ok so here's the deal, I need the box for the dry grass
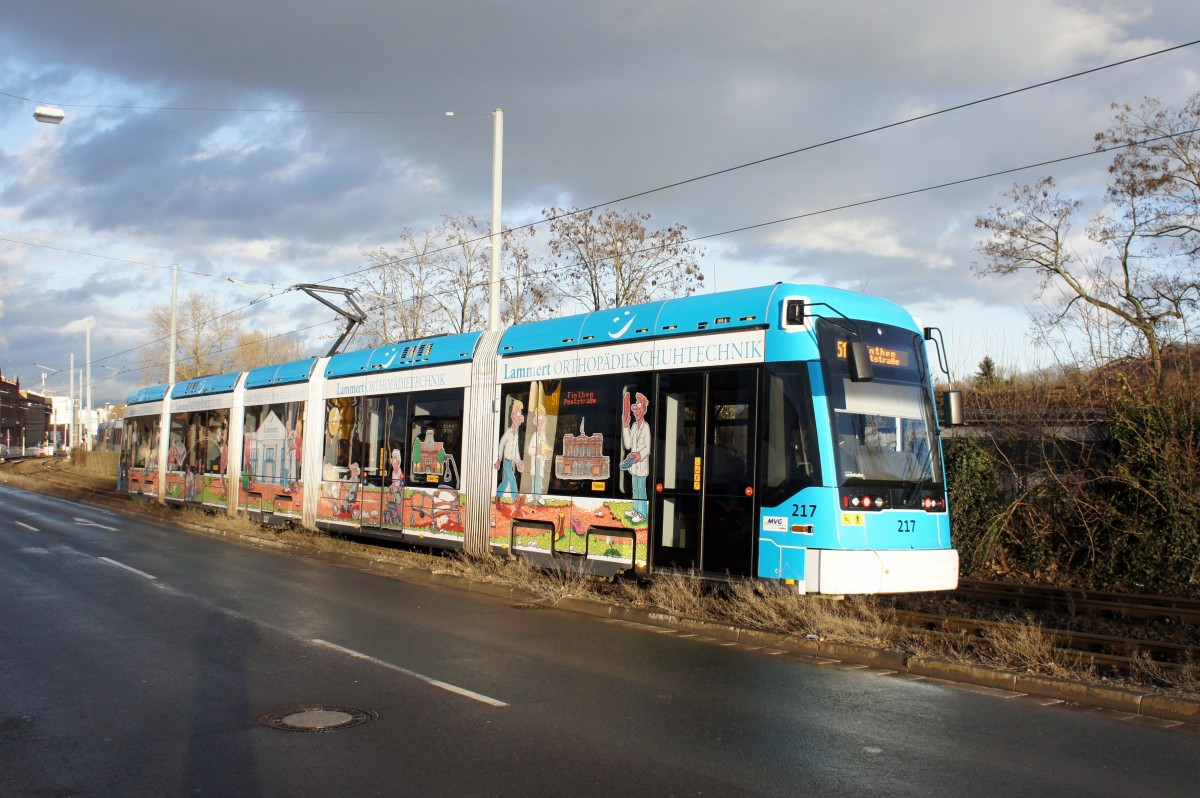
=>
[976,619,1095,679]
[74,450,119,480]
[722,580,900,648]
[1128,653,1200,694]
[441,553,596,604]
[612,568,712,618]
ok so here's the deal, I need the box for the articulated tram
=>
[121,283,961,593]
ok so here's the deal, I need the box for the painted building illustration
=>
[411,426,447,477]
[555,416,610,480]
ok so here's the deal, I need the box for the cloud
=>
[769,217,920,260]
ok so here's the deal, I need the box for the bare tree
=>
[543,207,705,311]
[429,214,488,334]
[232,329,307,371]
[1098,94,1200,264]
[500,225,554,325]
[354,229,444,344]
[974,93,1200,386]
[357,215,557,339]
[140,291,246,383]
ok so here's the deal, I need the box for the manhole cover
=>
[259,705,375,732]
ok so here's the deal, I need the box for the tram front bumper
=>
[805,548,959,594]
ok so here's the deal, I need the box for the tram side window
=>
[496,385,531,497]
[187,414,205,470]
[168,415,186,470]
[762,366,822,506]
[499,375,648,501]
[127,417,159,469]
[206,409,228,474]
[547,375,627,498]
[323,397,357,481]
[355,397,386,478]
[165,410,227,474]
[121,421,135,466]
[706,368,755,494]
[498,380,573,498]
[188,413,207,471]
[409,390,464,489]
[244,402,304,484]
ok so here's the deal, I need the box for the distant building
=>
[0,369,52,453]
[47,395,75,446]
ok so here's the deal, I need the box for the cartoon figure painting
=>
[621,390,650,525]
[529,404,551,505]
[494,399,524,502]
[217,428,228,491]
[168,437,186,471]
[390,447,404,487]
[334,462,362,519]
[292,415,303,487]
[385,448,404,525]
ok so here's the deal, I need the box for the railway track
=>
[893,609,1197,672]
[957,579,1200,626]
[890,579,1200,676]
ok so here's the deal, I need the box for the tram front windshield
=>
[817,319,941,487]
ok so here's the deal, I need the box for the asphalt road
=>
[0,483,1195,797]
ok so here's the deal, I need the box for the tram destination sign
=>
[836,340,910,368]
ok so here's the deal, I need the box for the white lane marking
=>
[311,639,509,708]
[75,517,119,532]
[17,521,39,531]
[98,556,157,580]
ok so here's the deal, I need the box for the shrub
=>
[943,435,1005,575]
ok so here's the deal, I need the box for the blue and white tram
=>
[121,283,961,593]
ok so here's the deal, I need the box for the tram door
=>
[360,395,408,531]
[652,367,759,575]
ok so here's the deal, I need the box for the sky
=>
[2,1,1199,406]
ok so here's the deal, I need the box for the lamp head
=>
[34,105,65,124]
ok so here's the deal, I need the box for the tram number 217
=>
[791,504,816,517]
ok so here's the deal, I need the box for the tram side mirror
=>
[848,340,874,382]
[943,390,965,426]
[785,299,805,326]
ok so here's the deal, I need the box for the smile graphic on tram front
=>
[608,311,635,339]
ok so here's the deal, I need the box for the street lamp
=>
[34,104,65,124]
[447,108,503,331]
[169,263,178,384]
[489,108,503,332]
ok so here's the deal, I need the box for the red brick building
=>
[0,369,52,453]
